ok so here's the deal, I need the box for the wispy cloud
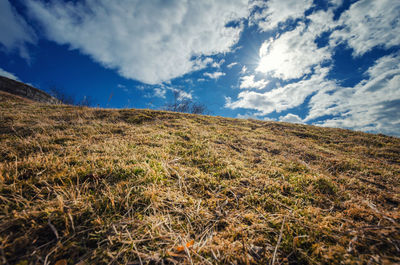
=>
[117,84,130,93]
[227,62,238,68]
[204,71,226,80]
[0,0,36,60]
[331,0,400,56]
[211,59,225,68]
[250,0,313,31]
[226,66,335,115]
[153,87,166,99]
[307,53,400,136]
[0,68,19,81]
[227,1,400,135]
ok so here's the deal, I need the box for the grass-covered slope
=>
[0,91,399,264]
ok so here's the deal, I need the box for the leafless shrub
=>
[165,90,209,114]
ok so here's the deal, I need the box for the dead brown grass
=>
[0,91,399,264]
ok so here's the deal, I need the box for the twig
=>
[365,200,396,224]
[272,216,286,265]
[15,155,18,179]
[191,251,213,265]
[125,228,143,265]
[48,219,59,240]
[210,249,218,262]
[133,243,143,265]
[184,244,194,265]
[43,247,57,265]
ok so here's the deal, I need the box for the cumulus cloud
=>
[204,71,226,80]
[229,51,400,135]
[27,0,249,84]
[227,0,400,136]
[331,0,400,56]
[307,53,400,136]
[256,21,332,80]
[250,0,313,31]
[226,66,335,115]
[153,87,166,99]
[279,113,303,124]
[0,68,20,81]
[173,88,192,100]
[239,75,268,90]
[0,0,36,59]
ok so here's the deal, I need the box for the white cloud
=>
[136,85,147,91]
[226,66,335,115]
[236,112,261,119]
[0,0,36,60]
[212,59,225,68]
[306,9,338,36]
[118,84,130,93]
[227,0,400,136]
[256,22,332,80]
[229,51,400,136]
[145,85,190,100]
[250,0,313,31]
[0,68,20,81]
[27,0,249,85]
[230,51,400,136]
[331,0,400,56]
[240,65,247,74]
[153,87,166,99]
[307,53,400,136]
[204,71,226,80]
[279,113,303,124]
[239,75,268,90]
[227,62,238,68]
[173,88,192,100]
[329,0,343,8]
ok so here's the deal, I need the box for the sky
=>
[1,0,399,137]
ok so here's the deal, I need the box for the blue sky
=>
[1,0,399,136]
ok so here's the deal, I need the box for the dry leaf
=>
[55,260,67,265]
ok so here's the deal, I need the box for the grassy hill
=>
[0,91,399,264]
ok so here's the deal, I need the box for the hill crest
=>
[0,76,60,104]
[0,91,399,264]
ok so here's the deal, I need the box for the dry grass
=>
[0,91,399,264]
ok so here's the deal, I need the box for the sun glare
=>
[256,38,286,75]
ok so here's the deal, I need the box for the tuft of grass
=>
[0,91,399,264]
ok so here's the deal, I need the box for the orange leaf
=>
[175,240,194,252]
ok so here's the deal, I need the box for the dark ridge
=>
[0,76,60,104]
